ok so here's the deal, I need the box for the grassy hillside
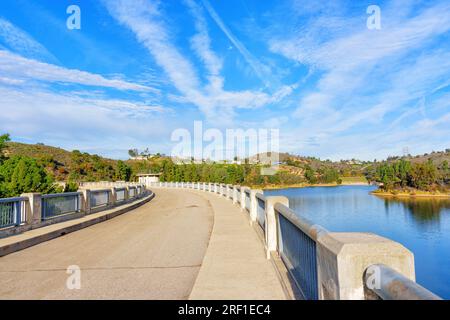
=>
[4,142,168,182]
[5,142,74,165]
[387,150,450,165]
[5,142,114,181]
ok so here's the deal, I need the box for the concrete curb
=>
[0,192,155,257]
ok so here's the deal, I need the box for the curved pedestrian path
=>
[0,188,286,300]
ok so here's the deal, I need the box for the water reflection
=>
[381,197,450,223]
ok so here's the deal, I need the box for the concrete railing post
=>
[265,196,289,259]
[125,186,132,202]
[20,193,42,224]
[240,187,247,210]
[316,233,415,300]
[80,189,91,215]
[110,188,118,207]
[232,186,238,204]
[249,189,263,223]
[111,188,116,206]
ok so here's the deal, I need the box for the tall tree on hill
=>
[0,133,10,163]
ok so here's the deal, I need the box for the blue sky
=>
[0,0,449,160]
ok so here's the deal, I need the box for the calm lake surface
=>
[264,185,450,299]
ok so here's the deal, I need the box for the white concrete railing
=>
[150,181,442,300]
[0,182,149,238]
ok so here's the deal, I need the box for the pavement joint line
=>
[0,264,202,272]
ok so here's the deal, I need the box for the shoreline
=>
[255,184,450,199]
[259,182,370,190]
[371,191,450,199]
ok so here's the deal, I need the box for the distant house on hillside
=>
[129,155,152,161]
[136,173,161,185]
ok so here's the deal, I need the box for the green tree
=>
[116,160,132,181]
[0,156,57,197]
[304,165,317,184]
[128,149,139,158]
[408,160,437,190]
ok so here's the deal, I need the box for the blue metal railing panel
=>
[0,197,27,228]
[42,193,81,220]
[278,213,319,300]
[128,187,137,199]
[116,188,126,202]
[90,190,110,208]
[256,197,265,229]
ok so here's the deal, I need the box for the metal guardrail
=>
[363,264,442,300]
[274,203,328,300]
[1,183,147,236]
[42,192,81,219]
[90,189,110,208]
[0,197,28,228]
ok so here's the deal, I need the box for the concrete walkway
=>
[0,188,287,300]
[189,190,286,300]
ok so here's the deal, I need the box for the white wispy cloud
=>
[0,17,57,63]
[103,0,293,123]
[0,85,173,158]
[185,0,223,78]
[200,0,271,87]
[0,50,157,92]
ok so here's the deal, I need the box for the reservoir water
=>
[264,185,450,299]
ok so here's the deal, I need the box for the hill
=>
[4,142,165,182]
